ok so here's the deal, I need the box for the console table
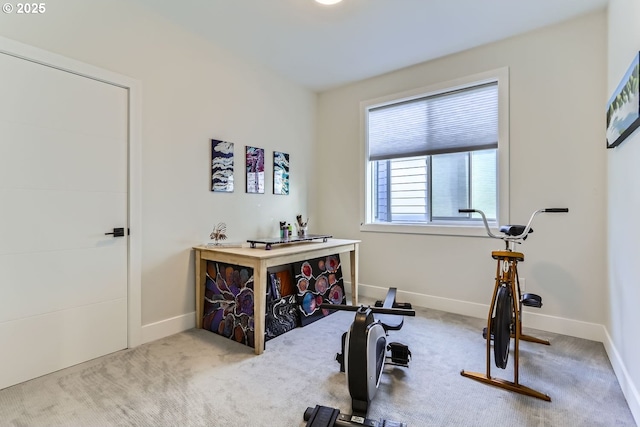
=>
[193,238,360,355]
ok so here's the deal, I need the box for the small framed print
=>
[246,146,265,194]
[273,151,289,195]
[211,139,234,192]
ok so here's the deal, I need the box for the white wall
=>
[315,12,607,337]
[0,0,316,328]
[1,2,637,418]
[607,0,640,423]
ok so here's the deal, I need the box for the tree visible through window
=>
[366,79,500,225]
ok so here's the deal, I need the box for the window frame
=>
[360,67,510,237]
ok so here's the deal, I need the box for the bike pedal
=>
[482,327,494,340]
[482,317,497,340]
[522,293,543,308]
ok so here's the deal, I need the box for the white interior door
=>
[0,51,129,389]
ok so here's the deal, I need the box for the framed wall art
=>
[245,146,265,194]
[211,139,234,192]
[273,151,290,195]
[606,52,640,149]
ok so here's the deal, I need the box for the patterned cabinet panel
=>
[293,254,346,327]
[203,261,255,348]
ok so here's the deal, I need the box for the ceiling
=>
[133,0,608,92]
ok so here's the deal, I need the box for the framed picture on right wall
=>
[606,51,640,149]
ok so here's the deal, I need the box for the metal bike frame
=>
[459,208,563,402]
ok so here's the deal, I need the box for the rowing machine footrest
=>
[387,342,411,365]
[304,405,340,427]
[379,420,408,427]
[374,300,412,310]
[304,406,408,427]
[522,293,542,308]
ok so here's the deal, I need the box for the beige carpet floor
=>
[0,304,636,426]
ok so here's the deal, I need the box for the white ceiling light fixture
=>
[315,0,343,5]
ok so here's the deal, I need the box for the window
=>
[361,68,509,236]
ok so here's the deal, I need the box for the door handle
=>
[105,227,126,237]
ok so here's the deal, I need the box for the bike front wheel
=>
[494,285,513,369]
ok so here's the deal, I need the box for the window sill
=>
[360,222,496,238]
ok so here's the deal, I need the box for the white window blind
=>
[368,82,498,161]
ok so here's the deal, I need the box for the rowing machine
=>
[303,288,414,427]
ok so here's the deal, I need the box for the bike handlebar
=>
[458,207,569,241]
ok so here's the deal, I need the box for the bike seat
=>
[499,225,533,237]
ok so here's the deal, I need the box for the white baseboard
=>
[602,328,640,426]
[356,282,605,341]
[140,312,195,345]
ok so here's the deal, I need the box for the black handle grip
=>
[319,303,416,317]
[543,208,569,213]
[458,209,476,213]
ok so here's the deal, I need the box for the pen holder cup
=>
[296,225,308,237]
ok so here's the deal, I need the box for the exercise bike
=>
[458,207,568,401]
[303,288,415,427]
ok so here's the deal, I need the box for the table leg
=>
[253,260,267,355]
[195,250,206,329]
